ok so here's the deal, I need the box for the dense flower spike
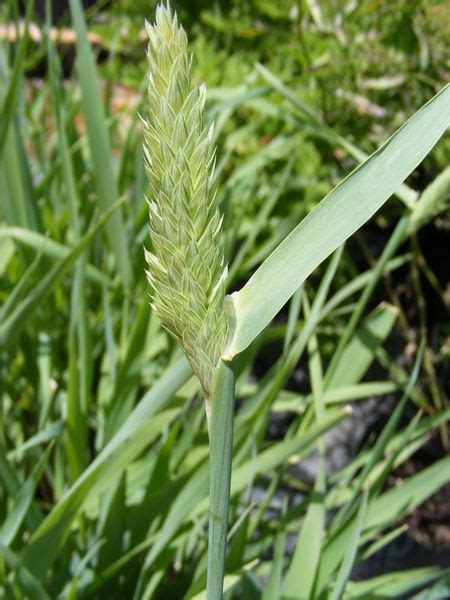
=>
[143,3,228,398]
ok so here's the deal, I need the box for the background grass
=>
[0,1,449,598]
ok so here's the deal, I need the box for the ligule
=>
[143,3,228,398]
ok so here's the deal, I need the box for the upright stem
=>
[206,360,235,600]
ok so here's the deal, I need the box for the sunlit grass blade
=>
[365,455,450,533]
[101,301,151,442]
[68,0,132,287]
[319,254,411,322]
[8,421,63,460]
[66,319,89,480]
[272,381,398,413]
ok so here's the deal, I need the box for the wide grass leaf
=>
[224,85,450,357]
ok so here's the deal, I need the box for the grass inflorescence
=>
[143,4,228,400]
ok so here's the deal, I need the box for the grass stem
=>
[207,360,235,600]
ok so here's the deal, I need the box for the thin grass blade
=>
[68,0,132,286]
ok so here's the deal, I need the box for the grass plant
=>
[0,1,449,599]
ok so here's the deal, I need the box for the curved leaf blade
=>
[224,85,450,357]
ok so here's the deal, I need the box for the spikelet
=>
[143,3,228,399]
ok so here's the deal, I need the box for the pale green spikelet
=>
[143,3,228,399]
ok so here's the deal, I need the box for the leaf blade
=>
[68,0,132,287]
[224,85,450,357]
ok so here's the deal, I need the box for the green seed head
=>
[143,3,228,398]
